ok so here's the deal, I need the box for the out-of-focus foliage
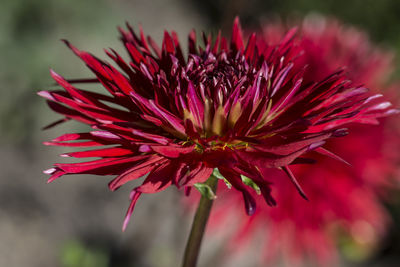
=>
[190,0,400,45]
[61,240,109,267]
[0,0,118,146]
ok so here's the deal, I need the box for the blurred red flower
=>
[40,18,396,232]
[204,16,400,266]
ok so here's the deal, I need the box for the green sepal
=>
[241,175,261,195]
[212,168,232,189]
[194,183,217,200]
[212,168,224,179]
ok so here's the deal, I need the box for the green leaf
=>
[241,175,261,195]
[194,183,217,200]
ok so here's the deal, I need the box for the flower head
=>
[40,17,397,231]
[203,16,400,266]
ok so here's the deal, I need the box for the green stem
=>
[182,175,218,267]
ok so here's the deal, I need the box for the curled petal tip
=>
[308,141,326,151]
[139,145,151,153]
[386,108,400,115]
[43,141,53,146]
[242,193,256,216]
[49,68,57,75]
[246,205,256,216]
[37,90,51,98]
[332,128,349,137]
[43,168,56,174]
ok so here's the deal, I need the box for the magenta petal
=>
[236,146,309,168]
[42,118,70,130]
[282,166,308,200]
[136,162,175,193]
[131,129,170,145]
[45,101,96,125]
[44,140,103,147]
[231,17,244,51]
[148,100,186,136]
[315,147,351,166]
[178,163,212,187]
[151,144,194,158]
[122,190,142,231]
[46,168,65,183]
[187,81,204,127]
[50,70,97,105]
[219,167,257,216]
[258,183,277,206]
[55,156,148,174]
[255,132,332,155]
[52,132,92,142]
[62,147,134,158]
[108,155,164,190]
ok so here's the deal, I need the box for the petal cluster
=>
[203,16,400,266]
[40,18,396,230]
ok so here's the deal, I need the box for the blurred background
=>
[1,0,400,266]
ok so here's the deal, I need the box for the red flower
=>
[203,17,400,266]
[40,18,396,231]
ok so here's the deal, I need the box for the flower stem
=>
[182,175,218,267]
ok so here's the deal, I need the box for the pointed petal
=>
[108,155,164,190]
[282,166,308,200]
[315,147,351,166]
[219,167,257,215]
[122,190,142,231]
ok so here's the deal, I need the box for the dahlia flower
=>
[203,17,400,266]
[40,18,396,232]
